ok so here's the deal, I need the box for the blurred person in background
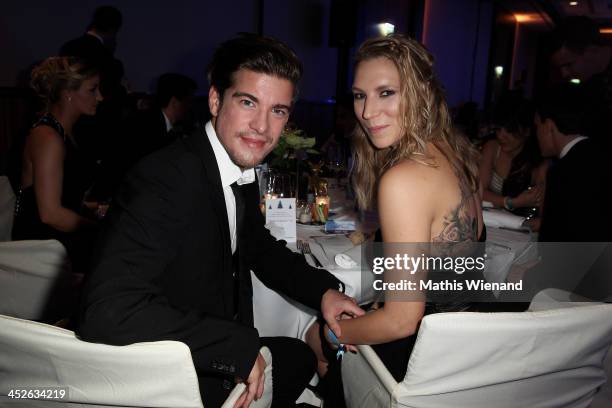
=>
[550,16,612,150]
[60,5,128,203]
[535,83,611,242]
[478,92,548,231]
[12,57,103,273]
[60,5,125,102]
[124,73,197,163]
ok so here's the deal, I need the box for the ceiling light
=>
[569,1,578,6]
[494,66,504,78]
[514,14,535,23]
[570,78,581,84]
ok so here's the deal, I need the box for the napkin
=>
[311,235,359,268]
[482,208,526,230]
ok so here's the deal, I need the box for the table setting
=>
[481,202,539,289]
[252,174,378,339]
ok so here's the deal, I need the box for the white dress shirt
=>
[205,121,255,254]
[86,30,104,44]
[162,110,173,132]
[559,135,588,159]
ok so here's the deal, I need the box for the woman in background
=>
[306,34,487,405]
[13,56,103,272]
[479,93,548,230]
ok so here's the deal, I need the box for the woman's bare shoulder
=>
[27,126,65,157]
[380,159,440,196]
[29,125,64,145]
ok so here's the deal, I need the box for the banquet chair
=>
[0,175,15,241]
[0,314,274,407]
[341,289,612,408]
[0,239,74,321]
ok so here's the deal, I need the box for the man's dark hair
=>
[88,6,123,33]
[536,83,593,135]
[550,16,604,54]
[207,33,303,102]
[155,73,197,108]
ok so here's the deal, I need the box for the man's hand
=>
[234,353,266,408]
[321,289,365,337]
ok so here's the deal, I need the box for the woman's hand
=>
[514,185,543,208]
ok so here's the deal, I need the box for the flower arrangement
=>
[267,124,319,199]
[270,125,318,171]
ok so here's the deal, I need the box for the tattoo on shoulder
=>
[433,190,478,243]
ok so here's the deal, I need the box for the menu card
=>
[265,198,296,243]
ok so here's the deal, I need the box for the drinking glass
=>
[274,173,293,198]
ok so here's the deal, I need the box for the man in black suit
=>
[550,16,612,150]
[77,34,363,407]
[125,73,197,163]
[530,84,612,301]
[60,6,126,201]
[535,84,611,242]
[60,5,124,101]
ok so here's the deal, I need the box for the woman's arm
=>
[30,127,95,232]
[480,140,542,209]
[479,140,506,207]
[328,162,431,345]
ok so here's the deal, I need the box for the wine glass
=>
[274,173,293,198]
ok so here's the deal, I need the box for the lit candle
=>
[315,195,330,207]
[314,196,330,222]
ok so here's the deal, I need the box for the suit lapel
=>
[183,124,234,309]
[185,123,231,244]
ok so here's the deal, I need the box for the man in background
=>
[123,73,197,165]
[532,83,611,301]
[60,6,127,201]
[550,16,612,149]
[60,5,124,101]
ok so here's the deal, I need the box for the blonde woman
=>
[13,56,102,271]
[306,35,486,404]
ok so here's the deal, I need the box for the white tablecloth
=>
[253,223,375,339]
[253,205,538,339]
[484,226,538,286]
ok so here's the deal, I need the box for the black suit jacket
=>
[539,138,612,242]
[77,123,342,398]
[534,139,612,301]
[125,109,177,163]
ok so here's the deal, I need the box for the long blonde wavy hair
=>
[351,35,479,210]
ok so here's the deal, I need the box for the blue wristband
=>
[327,327,346,360]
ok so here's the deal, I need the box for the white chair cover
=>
[0,239,72,320]
[0,176,15,242]
[342,290,612,408]
[0,314,274,408]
